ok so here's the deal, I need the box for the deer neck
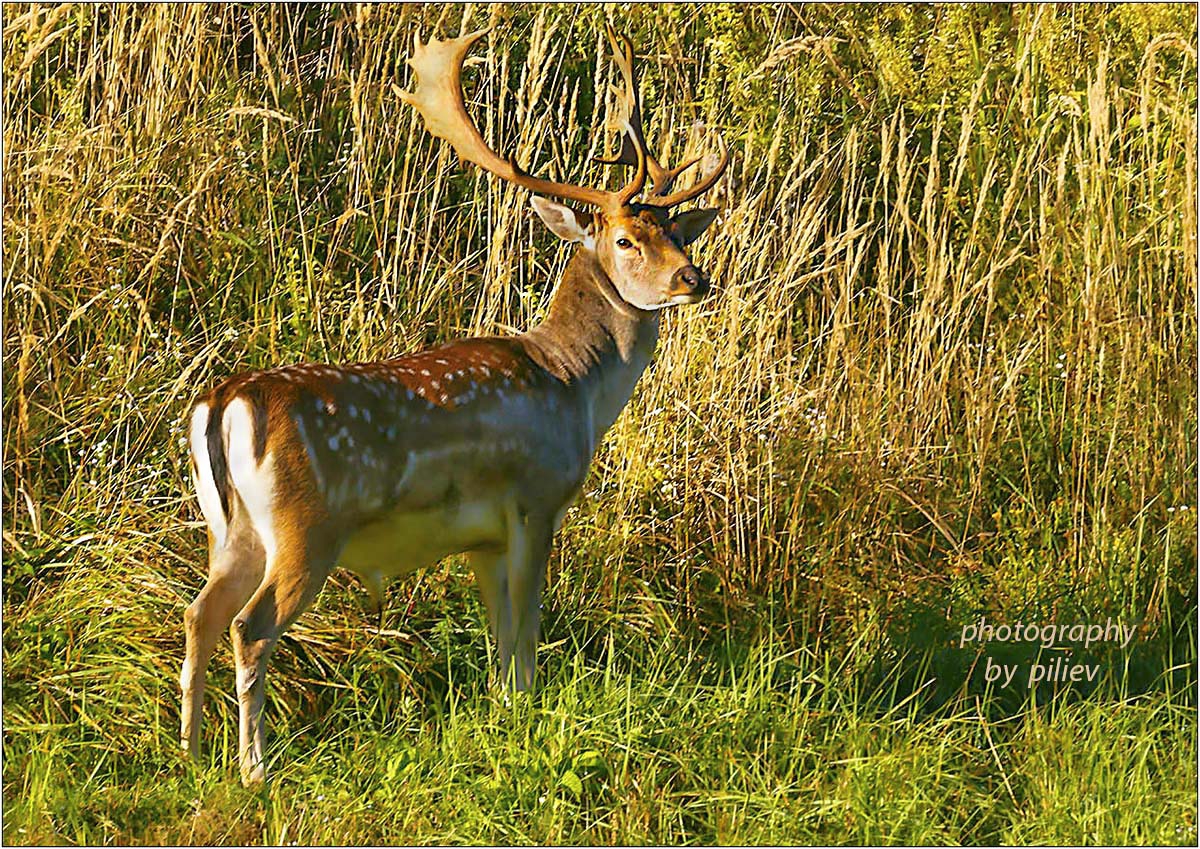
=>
[521,250,660,444]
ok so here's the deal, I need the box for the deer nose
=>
[670,266,709,299]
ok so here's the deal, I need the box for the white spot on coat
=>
[293,413,325,496]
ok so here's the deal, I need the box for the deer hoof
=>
[240,762,267,788]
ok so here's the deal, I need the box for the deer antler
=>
[598,24,730,209]
[400,28,646,212]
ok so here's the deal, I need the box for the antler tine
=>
[650,141,731,208]
[597,24,667,196]
[400,28,616,210]
[613,112,648,207]
[597,24,728,208]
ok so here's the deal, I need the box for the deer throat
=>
[522,251,660,446]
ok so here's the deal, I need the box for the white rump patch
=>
[189,403,228,548]
[224,398,277,568]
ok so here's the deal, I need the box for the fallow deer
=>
[181,24,728,785]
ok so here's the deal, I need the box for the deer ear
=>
[670,208,720,246]
[531,196,593,244]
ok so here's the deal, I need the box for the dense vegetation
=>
[3,4,1195,844]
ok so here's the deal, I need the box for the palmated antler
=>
[597,24,730,209]
[400,29,646,212]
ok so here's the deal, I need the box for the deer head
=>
[398,24,728,311]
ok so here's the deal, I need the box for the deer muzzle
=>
[668,265,710,303]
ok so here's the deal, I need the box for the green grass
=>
[3,3,1197,844]
[4,582,1194,844]
[3,523,1194,843]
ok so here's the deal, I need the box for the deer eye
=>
[616,237,634,250]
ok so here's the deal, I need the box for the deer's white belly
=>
[336,497,506,583]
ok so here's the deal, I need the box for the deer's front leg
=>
[469,548,515,685]
[230,532,336,786]
[505,507,553,692]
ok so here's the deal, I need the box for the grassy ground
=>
[3,4,1197,844]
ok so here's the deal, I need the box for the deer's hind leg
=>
[180,517,265,758]
[229,515,339,786]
